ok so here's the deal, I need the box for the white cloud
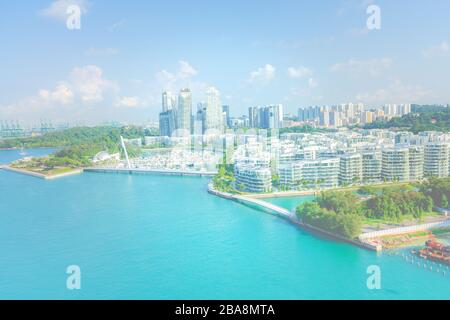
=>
[70,65,117,102]
[39,0,90,21]
[355,80,433,104]
[0,65,120,124]
[115,96,140,108]
[146,60,210,109]
[156,70,177,85]
[287,66,313,78]
[178,60,198,78]
[422,41,450,58]
[247,64,276,84]
[331,58,392,77]
[155,60,199,90]
[39,84,74,104]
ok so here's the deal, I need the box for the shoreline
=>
[207,184,450,252]
[0,146,60,151]
[2,151,448,252]
[207,184,382,251]
[0,165,83,180]
[245,181,413,199]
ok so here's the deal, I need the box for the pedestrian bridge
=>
[233,195,297,221]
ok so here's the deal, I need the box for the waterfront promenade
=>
[233,194,296,220]
[207,184,450,252]
[0,164,216,179]
[207,183,383,251]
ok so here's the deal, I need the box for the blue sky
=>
[1,0,450,125]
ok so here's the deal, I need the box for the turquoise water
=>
[0,149,449,299]
[0,148,56,164]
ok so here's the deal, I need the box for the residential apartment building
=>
[362,151,381,183]
[339,153,363,185]
[424,142,449,178]
[381,146,410,181]
[408,145,424,181]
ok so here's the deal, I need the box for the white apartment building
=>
[279,158,340,190]
[382,146,410,182]
[279,161,302,189]
[177,88,192,133]
[424,142,449,178]
[408,145,424,181]
[362,151,381,183]
[204,86,223,133]
[235,165,272,193]
[339,153,363,185]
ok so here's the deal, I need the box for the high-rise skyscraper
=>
[249,106,259,128]
[159,91,177,136]
[267,104,283,129]
[159,109,177,137]
[222,105,231,128]
[204,86,223,133]
[248,105,283,129]
[162,91,176,112]
[177,88,192,133]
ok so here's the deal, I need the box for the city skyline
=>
[1,1,450,303]
[1,0,450,125]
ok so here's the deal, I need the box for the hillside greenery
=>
[363,106,450,133]
[3,126,147,168]
[280,125,335,134]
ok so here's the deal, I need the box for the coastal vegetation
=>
[212,163,237,193]
[296,192,363,239]
[4,126,145,171]
[296,178,450,239]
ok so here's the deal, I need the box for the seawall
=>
[84,167,216,177]
[0,165,82,180]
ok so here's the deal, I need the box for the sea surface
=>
[0,148,449,299]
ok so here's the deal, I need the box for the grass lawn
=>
[18,166,80,176]
[43,167,80,175]
[362,211,441,227]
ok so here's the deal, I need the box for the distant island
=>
[0,126,148,177]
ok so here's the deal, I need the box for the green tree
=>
[440,194,448,208]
